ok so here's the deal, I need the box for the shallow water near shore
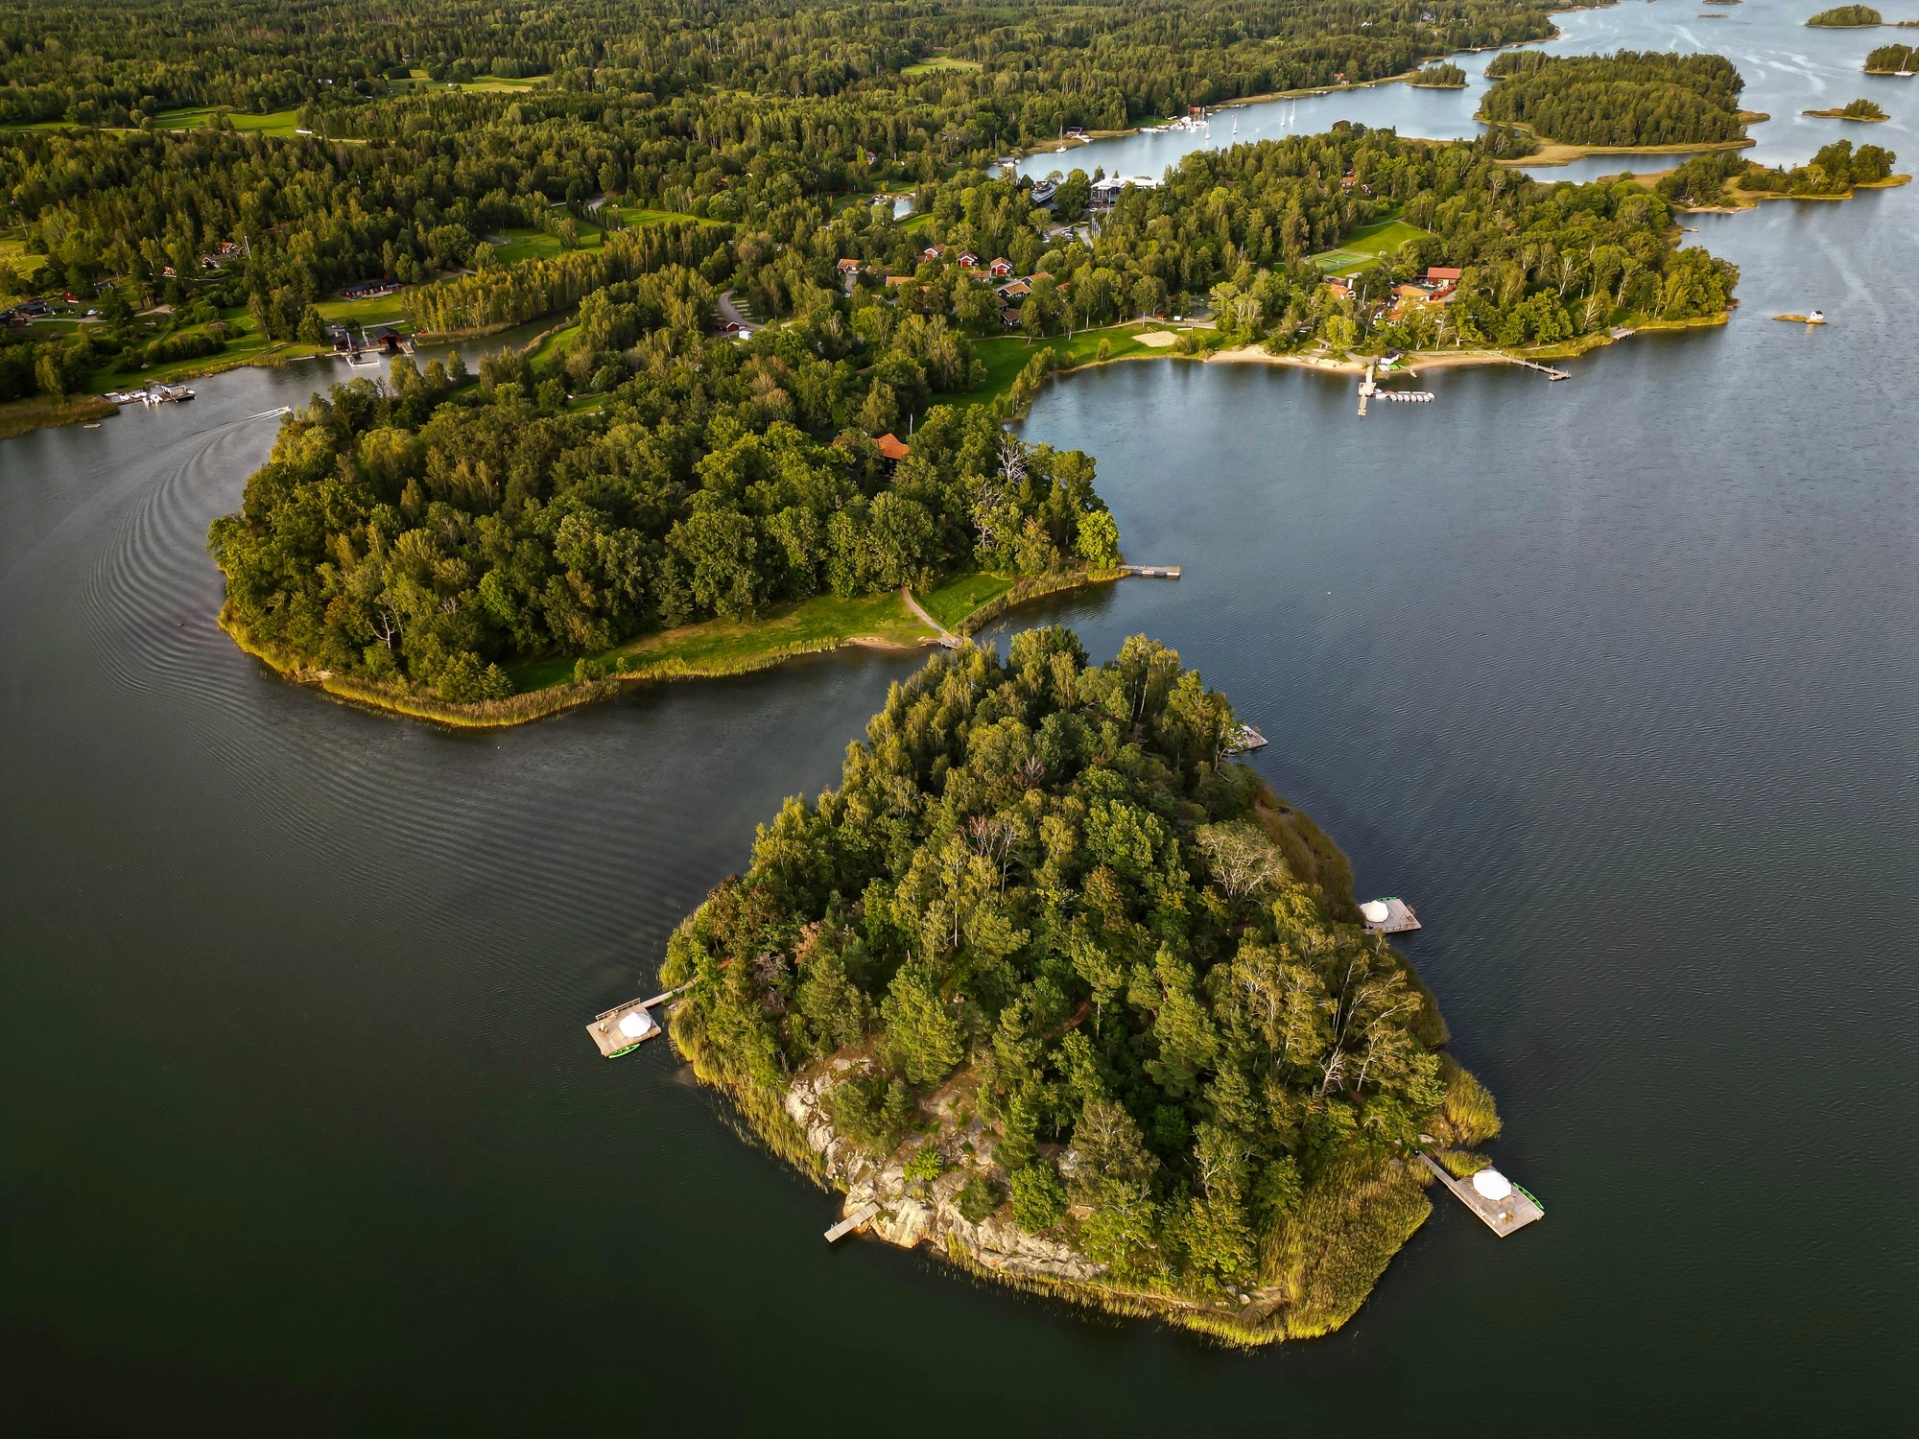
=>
[5,5,1918,1433]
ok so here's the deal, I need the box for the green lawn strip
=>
[952,324,1158,409]
[902,56,983,76]
[314,293,411,326]
[610,207,727,228]
[152,106,302,136]
[525,322,580,370]
[85,327,323,392]
[0,236,47,277]
[918,571,1015,630]
[504,589,937,691]
[1311,217,1431,274]
[490,222,606,264]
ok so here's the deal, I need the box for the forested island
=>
[1479,50,1752,148]
[1864,43,1919,72]
[1408,63,1469,88]
[1806,6,1883,25]
[1803,98,1890,120]
[662,630,1502,1342]
[1655,138,1900,205]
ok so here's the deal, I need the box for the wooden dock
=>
[825,1202,881,1243]
[1121,564,1181,578]
[1419,1153,1544,1237]
[584,982,692,1058]
[1360,896,1421,934]
[1504,355,1571,381]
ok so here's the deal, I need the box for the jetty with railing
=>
[1121,564,1182,578]
[1418,1153,1544,1236]
[584,981,693,1058]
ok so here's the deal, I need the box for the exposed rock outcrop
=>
[786,1064,1106,1284]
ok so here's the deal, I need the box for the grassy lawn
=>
[524,322,580,370]
[152,106,302,136]
[918,572,1014,630]
[314,293,411,325]
[953,324,1161,408]
[0,235,47,278]
[506,590,936,690]
[84,314,323,392]
[1311,217,1431,275]
[610,207,727,228]
[902,56,983,76]
[491,223,606,264]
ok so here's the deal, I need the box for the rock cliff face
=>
[785,1060,1106,1284]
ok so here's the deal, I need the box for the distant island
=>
[661,631,1504,1343]
[1479,49,1753,148]
[1407,62,1468,87]
[1803,97,1890,119]
[1654,137,1903,206]
[1807,5,1882,24]
[1864,42,1919,71]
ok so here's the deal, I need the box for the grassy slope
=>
[902,56,983,76]
[919,572,1014,629]
[953,325,1159,409]
[505,588,938,690]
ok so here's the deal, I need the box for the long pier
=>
[1504,355,1571,380]
[1120,564,1181,578]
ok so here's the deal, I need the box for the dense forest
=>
[993,129,1737,352]
[211,329,1117,698]
[1479,50,1749,147]
[662,629,1499,1336]
[1,0,1564,129]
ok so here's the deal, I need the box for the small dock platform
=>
[1419,1154,1544,1237]
[1223,723,1268,754]
[825,1202,881,1243]
[584,982,691,1058]
[1360,896,1420,934]
[1121,564,1182,578]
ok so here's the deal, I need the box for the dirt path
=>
[900,587,959,646]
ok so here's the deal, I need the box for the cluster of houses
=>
[1324,266,1462,323]
[842,247,1068,329]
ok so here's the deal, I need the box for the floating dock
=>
[584,981,692,1058]
[824,1202,881,1243]
[1359,896,1420,934]
[1375,389,1433,402]
[1121,564,1182,578]
[1418,1153,1544,1237]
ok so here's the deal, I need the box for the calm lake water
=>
[5,5,1917,1432]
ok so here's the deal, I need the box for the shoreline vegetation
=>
[661,633,1499,1345]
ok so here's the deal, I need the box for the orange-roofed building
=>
[875,433,912,462]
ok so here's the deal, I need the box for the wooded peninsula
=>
[663,630,1501,1342]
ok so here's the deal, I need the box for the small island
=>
[1479,49,1754,150]
[1864,42,1919,71]
[1407,62,1467,88]
[662,631,1505,1343]
[1807,4,1883,24]
[1655,137,1903,205]
[1803,97,1890,119]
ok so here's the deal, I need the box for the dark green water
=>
[5,12,1917,1434]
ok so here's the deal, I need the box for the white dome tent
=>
[1471,1167,1514,1201]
